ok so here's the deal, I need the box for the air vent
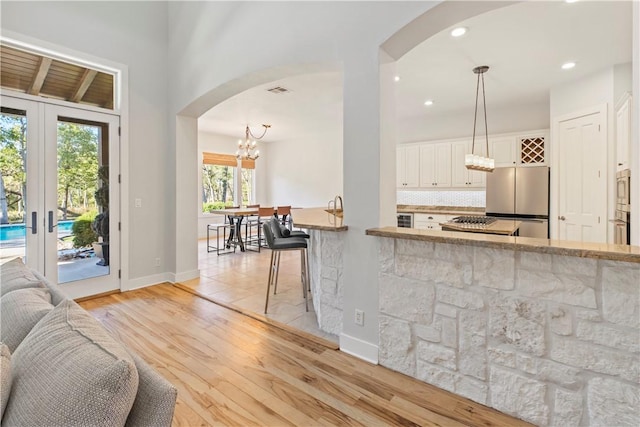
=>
[267,86,289,94]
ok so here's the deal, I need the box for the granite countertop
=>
[397,205,485,215]
[291,207,347,231]
[365,226,640,264]
[440,220,521,236]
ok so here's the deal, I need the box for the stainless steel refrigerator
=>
[485,166,550,238]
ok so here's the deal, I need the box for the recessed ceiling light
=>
[394,76,400,82]
[450,27,467,37]
[565,0,579,3]
[424,100,434,106]
[561,62,576,70]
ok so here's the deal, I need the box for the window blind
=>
[202,152,255,169]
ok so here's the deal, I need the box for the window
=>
[201,152,255,212]
[201,164,235,212]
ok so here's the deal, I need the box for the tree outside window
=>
[202,164,235,212]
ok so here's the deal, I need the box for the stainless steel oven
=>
[613,211,630,245]
[616,169,631,212]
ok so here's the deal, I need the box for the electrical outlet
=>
[355,309,364,326]
[135,198,142,208]
[155,258,161,267]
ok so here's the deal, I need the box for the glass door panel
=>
[55,118,109,283]
[44,104,120,298]
[0,98,41,270]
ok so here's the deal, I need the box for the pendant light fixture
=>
[236,124,270,161]
[465,65,495,172]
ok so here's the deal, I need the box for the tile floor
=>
[180,238,339,344]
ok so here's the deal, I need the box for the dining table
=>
[215,207,261,252]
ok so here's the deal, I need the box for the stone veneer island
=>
[291,208,346,336]
[367,227,640,426]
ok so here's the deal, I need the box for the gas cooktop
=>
[450,216,497,226]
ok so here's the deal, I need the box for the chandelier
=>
[465,65,495,172]
[236,124,270,161]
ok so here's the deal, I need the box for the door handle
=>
[558,215,566,221]
[48,211,58,233]
[20,212,38,234]
[23,211,38,234]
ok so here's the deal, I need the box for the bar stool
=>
[206,222,235,255]
[262,218,309,313]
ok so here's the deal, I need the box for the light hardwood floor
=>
[80,284,532,427]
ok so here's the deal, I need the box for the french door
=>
[0,95,120,299]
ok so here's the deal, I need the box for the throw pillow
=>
[0,258,44,297]
[3,300,139,427]
[279,224,291,237]
[0,342,11,419]
[0,288,53,352]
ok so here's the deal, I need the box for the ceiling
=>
[0,45,114,109]
[200,1,632,144]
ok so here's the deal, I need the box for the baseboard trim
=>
[123,273,173,291]
[339,333,379,364]
[173,269,200,283]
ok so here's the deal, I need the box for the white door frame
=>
[2,95,121,298]
[550,103,608,241]
[1,29,131,290]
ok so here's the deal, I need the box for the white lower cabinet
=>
[413,213,452,231]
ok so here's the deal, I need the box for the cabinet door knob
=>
[558,215,566,221]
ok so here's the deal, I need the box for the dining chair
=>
[276,205,292,228]
[245,206,276,251]
[262,218,309,313]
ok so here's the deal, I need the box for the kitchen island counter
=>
[291,207,347,231]
[366,226,640,263]
[367,226,639,425]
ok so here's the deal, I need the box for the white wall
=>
[614,62,633,102]
[263,129,343,208]
[0,1,170,286]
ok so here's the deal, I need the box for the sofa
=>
[0,257,177,426]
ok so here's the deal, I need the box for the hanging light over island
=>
[465,65,495,172]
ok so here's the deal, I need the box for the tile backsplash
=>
[397,190,486,207]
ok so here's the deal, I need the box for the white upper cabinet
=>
[397,145,420,188]
[490,136,518,167]
[451,140,486,188]
[489,132,548,167]
[396,129,549,190]
[615,93,632,171]
[420,143,451,188]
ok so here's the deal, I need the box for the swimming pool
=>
[0,220,74,241]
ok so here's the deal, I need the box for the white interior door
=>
[1,96,120,299]
[557,109,607,242]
